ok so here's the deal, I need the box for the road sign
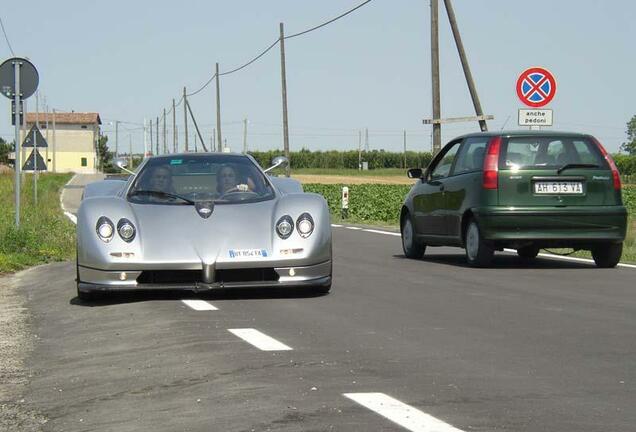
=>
[0,57,39,99]
[518,109,553,126]
[23,149,47,171]
[22,125,48,147]
[516,67,557,108]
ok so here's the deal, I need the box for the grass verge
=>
[0,173,75,273]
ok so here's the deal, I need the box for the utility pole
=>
[149,118,154,155]
[431,0,442,154]
[213,128,216,152]
[358,129,362,170]
[279,23,290,177]
[365,127,369,151]
[183,87,189,152]
[128,134,132,167]
[115,120,119,157]
[163,108,167,154]
[215,63,222,152]
[52,109,56,173]
[243,118,248,153]
[210,136,214,153]
[156,115,159,155]
[443,0,487,131]
[403,129,407,168]
[172,98,177,153]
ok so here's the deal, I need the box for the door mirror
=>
[114,157,135,175]
[407,168,423,179]
[264,156,289,173]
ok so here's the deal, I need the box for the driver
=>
[146,165,174,193]
[217,164,254,195]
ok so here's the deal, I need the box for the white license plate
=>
[534,181,583,194]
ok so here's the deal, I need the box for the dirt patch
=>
[293,174,414,185]
[0,164,14,175]
[0,268,47,431]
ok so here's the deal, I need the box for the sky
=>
[1,0,635,155]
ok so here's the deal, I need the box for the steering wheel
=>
[219,187,259,201]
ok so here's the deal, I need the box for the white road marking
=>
[181,300,218,311]
[331,224,343,227]
[344,393,465,432]
[60,174,79,225]
[345,226,363,230]
[503,248,636,269]
[228,328,292,351]
[362,228,401,237]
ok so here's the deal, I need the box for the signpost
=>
[0,57,40,227]
[516,67,556,128]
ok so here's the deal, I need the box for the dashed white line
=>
[345,226,363,230]
[60,174,78,225]
[228,328,292,351]
[362,228,400,237]
[344,393,465,432]
[331,224,343,227]
[181,299,218,311]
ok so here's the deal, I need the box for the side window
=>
[81,157,87,167]
[430,142,461,180]
[452,137,488,175]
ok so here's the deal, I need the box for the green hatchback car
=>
[400,131,627,267]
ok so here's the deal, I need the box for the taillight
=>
[592,137,621,190]
[482,136,502,189]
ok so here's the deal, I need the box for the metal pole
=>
[403,129,407,168]
[34,91,39,204]
[212,128,216,152]
[13,60,21,227]
[215,63,222,152]
[44,98,49,171]
[156,115,159,155]
[358,129,362,170]
[163,108,167,154]
[279,23,290,177]
[52,109,56,173]
[431,0,442,154]
[243,118,248,153]
[172,98,177,153]
[443,0,487,131]
[183,87,189,152]
[115,120,119,157]
[129,134,132,167]
[365,127,369,151]
[149,118,154,155]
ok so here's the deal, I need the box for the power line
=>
[0,15,15,56]
[285,0,373,40]
[186,73,217,97]
[219,39,280,77]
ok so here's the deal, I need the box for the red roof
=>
[26,112,101,125]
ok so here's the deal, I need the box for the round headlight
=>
[96,217,114,242]
[296,213,314,238]
[276,215,294,239]
[117,218,136,242]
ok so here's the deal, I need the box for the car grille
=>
[136,268,279,285]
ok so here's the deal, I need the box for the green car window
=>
[430,142,461,179]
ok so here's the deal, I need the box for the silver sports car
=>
[76,153,332,300]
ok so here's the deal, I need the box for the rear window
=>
[500,136,608,170]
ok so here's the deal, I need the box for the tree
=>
[97,134,115,172]
[0,138,15,165]
[620,115,636,155]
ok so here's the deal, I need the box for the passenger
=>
[217,164,255,195]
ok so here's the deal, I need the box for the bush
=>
[249,150,432,170]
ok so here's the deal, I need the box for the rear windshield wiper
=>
[557,163,599,174]
[128,190,195,204]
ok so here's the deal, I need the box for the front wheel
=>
[401,214,425,259]
[465,219,494,267]
[591,242,623,268]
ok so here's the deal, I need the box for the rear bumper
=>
[78,260,332,293]
[473,206,627,244]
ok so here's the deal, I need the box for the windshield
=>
[127,154,274,205]
[500,136,608,170]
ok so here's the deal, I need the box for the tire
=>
[464,219,494,267]
[401,213,425,259]
[517,245,540,260]
[591,242,623,268]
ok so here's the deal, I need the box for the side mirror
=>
[264,156,289,173]
[407,168,423,179]
[115,157,135,175]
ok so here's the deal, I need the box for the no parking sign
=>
[516,67,557,108]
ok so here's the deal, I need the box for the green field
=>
[0,173,76,273]
[292,168,407,177]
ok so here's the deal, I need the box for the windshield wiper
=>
[128,190,195,204]
[557,163,599,174]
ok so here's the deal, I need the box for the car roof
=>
[451,130,594,141]
[149,152,249,160]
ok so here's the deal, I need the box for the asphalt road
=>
[7,177,636,431]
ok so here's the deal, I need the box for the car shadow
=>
[70,286,328,307]
[392,252,596,269]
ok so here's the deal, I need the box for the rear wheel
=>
[401,213,425,259]
[465,219,494,267]
[517,245,540,260]
[591,242,623,268]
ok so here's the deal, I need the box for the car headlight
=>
[117,218,136,242]
[96,216,114,242]
[296,213,314,238]
[276,215,294,239]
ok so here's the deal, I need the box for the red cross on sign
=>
[516,67,557,108]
